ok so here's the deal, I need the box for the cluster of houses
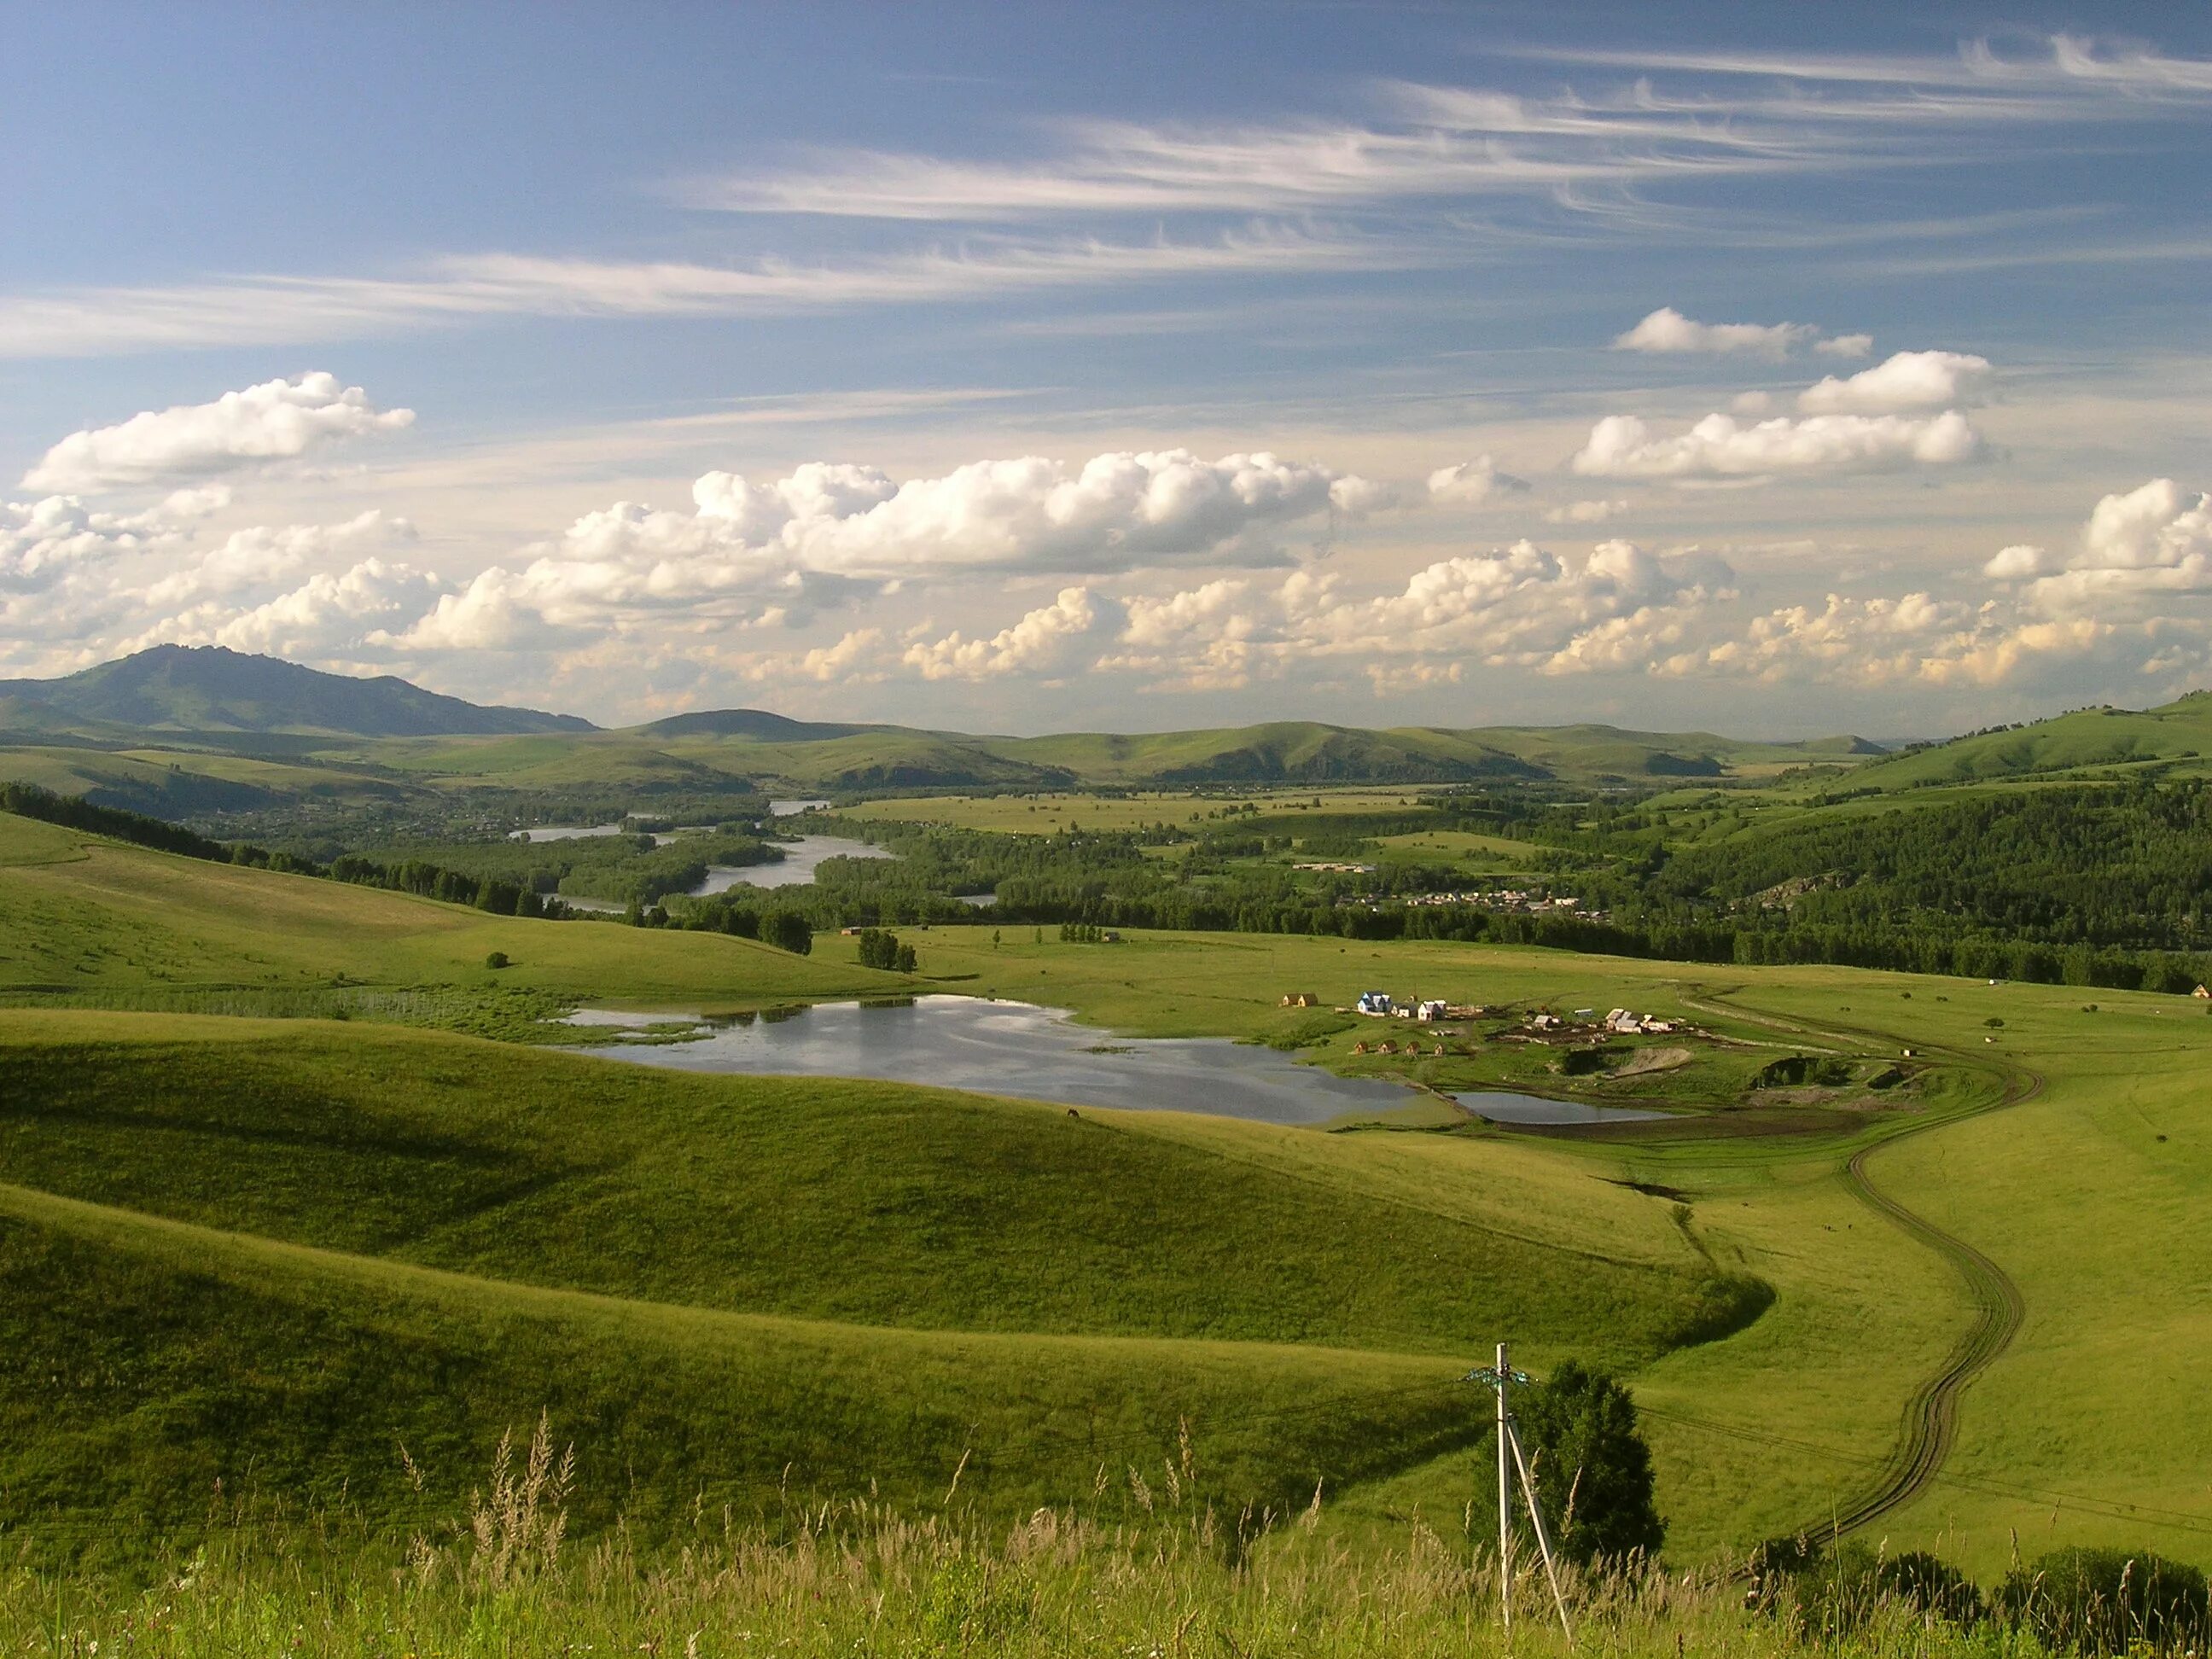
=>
[1351,991,1480,1022]
[1516,1006,1682,1039]
[1327,888,1613,923]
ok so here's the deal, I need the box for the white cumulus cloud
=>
[1797,349,1991,415]
[1573,410,1982,480]
[904,586,1122,680]
[1427,456,1528,505]
[1613,308,1817,358]
[140,512,410,611]
[135,557,445,661]
[0,496,182,591]
[1545,498,1629,525]
[24,373,415,493]
[1983,544,2046,579]
[2021,478,2212,614]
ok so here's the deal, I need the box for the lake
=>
[550,833,896,910]
[768,799,830,817]
[1454,1091,1670,1126]
[515,823,636,843]
[580,995,1418,1126]
[701,835,893,891]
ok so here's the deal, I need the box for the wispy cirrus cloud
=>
[0,226,1383,359]
[675,37,2212,229]
[1509,34,2212,98]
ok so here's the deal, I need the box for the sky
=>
[4,2,2212,737]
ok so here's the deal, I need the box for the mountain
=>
[0,646,595,738]
[635,708,901,742]
[630,717,1878,791]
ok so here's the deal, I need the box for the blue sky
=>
[4,3,2211,735]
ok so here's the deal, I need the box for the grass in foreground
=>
[0,1474,2042,1659]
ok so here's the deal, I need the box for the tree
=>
[1501,1362,1663,1566]
[854,927,917,973]
[766,912,812,955]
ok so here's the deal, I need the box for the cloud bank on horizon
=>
[3,10,2210,733]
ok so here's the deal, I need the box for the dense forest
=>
[701,784,2212,994]
[18,765,2212,994]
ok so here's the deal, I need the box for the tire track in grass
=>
[1679,986,2036,1539]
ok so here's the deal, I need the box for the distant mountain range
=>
[0,646,595,738]
[0,644,1909,795]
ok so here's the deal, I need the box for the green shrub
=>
[1476,1361,1662,1566]
[1758,1541,1981,1634]
[1998,1547,2208,1653]
[485,952,510,970]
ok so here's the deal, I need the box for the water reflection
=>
[701,835,893,892]
[585,995,1417,1126]
[1454,1091,1668,1126]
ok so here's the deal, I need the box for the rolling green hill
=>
[1819,693,2212,793]
[341,718,1874,797]
[0,646,1898,807]
[0,808,899,1007]
[0,1008,1748,1555]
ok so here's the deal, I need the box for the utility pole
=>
[1469,1345,1574,1642]
[1496,1342,1514,1629]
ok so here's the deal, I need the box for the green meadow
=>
[0,804,2209,1592]
[0,810,902,1009]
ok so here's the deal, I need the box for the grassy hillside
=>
[701,719,1861,791]
[317,718,1878,796]
[0,1010,1754,1556]
[0,810,899,1008]
[0,1014,1741,1357]
[10,800,2212,1572]
[1828,693,2212,791]
[0,1179,1475,1563]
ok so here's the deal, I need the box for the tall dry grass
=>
[0,1418,2049,1659]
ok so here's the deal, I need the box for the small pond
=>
[768,798,830,817]
[581,995,1417,1126]
[1454,1091,1670,1126]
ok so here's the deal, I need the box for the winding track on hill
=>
[1682,987,2037,1537]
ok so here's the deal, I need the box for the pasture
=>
[837,787,1439,835]
[3,808,2211,1574]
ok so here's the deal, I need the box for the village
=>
[1326,887,1615,923]
[1280,989,1696,1059]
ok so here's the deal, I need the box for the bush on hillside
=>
[765,912,813,955]
[1762,1541,1982,1634]
[1998,1547,2209,1653]
[1476,1361,1662,1567]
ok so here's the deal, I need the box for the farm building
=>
[1356,991,1394,1016]
[1280,992,1321,1007]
